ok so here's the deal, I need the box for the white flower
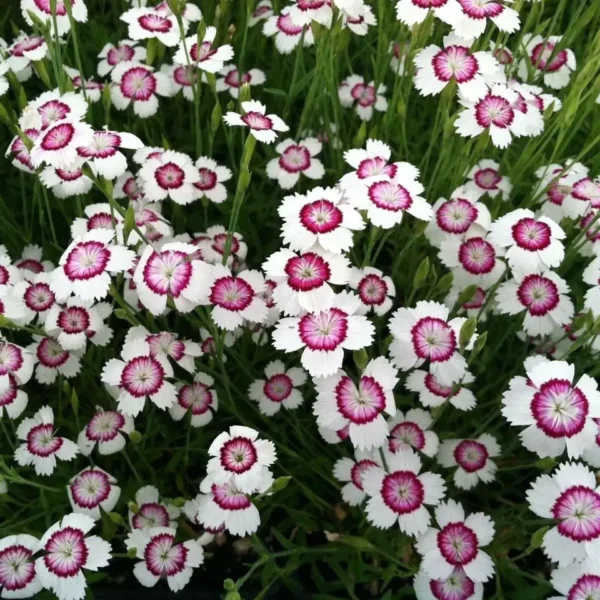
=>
[63,67,104,102]
[250,0,273,26]
[97,39,147,77]
[68,467,121,520]
[224,100,288,144]
[406,369,477,411]
[338,75,387,121]
[28,336,82,384]
[414,35,501,102]
[288,0,333,27]
[394,0,462,27]
[342,2,377,35]
[263,7,315,54]
[77,129,143,180]
[313,357,398,449]
[19,89,88,131]
[273,291,375,378]
[125,527,203,592]
[50,229,136,302]
[389,300,475,386]
[248,360,306,416]
[416,500,495,582]
[77,407,134,456]
[30,119,94,169]
[39,161,94,199]
[0,371,29,420]
[443,0,520,39]
[0,533,43,598]
[129,485,180,530]
[348,267,395,316]
[455,84,530,149]
[193,157,232,204]
[387,409,439,457]
[340,139,406,187]
[465,159,512,201]
[266,138,324,189]
[437,434,500,490]
[216,66,266,98]
[496,270,574,337]
[36,514,111,600]
[174,28,234,73]
[363,449,446,536]
[278,186,365,254]
[22,0,88,37]
[101,337,177,417]
[170,372,218,426]
[584,256,600,317]
[413,568,483,600]
[138,150,199,204]
[202,426,276,494]
[519,35,576,90]
[550,558,600,600]
[263,247,350,316]
[333,449,383,506]
[70,202,124,242]
[15,406,78,476]
[4,34,48,74]
[120,7,179,46]
[110,62,172,118]
[502,356,600,458]
[15,245,54,281]
[489,208,565,276]
[6,127,39,173]
[527,462,600,566]
[0,340,34,391]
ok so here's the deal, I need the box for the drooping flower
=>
[15,406,78,476]
[97,39,147,77]
[389,300,476,386]
[77,407,134,456]
[387,409,439,458]
[363,449,446,536]
[279,186,365,254]
[416,500,495,582]
[502,356,600,458]
[313,357,398,449]
[129,485,180,530]
[174,28,234,72]
[0,373,29,421]
[36,514,111,600]
[193,157,232,204]
[0,534,42,598]
[170,373,218,426]
[68,467,121,520]
[273,291,375,378]
[465,159,512,201]
[406,369,477,411]
[527,462,600,566]
[519,34,576,90]
[125,527,203,592]
[6,128,39,173]
[223,100,288,144]
[338,75,387,121]
[0,339,34,391]
[266,138,325,189]
[333,449,383,506]
[202,426,276,494]
[101,337,177,416]
[216,67,266,98]
[437,434,500,490]
[248,360,306,416]
[342,2,377,35]
[250,0,273,25]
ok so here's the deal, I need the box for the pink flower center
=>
[511,217,551,250]
[211,233,240,257]
[475,95,514,129]
[277,13,303,35]
[24,282,55,312]
[38,100,70,128]
[457,0,504,19]
[299,199,343,234]
[285,252,331,291]
[411,0,448,6]
[494,48,513,65]
[211,482,252,510]
[27,423,63,457]
[458,237,496,275]
[120,356,165,397]
[573,178,600,207]
[0,343,23,375]
[138,13,172,33]
[429,568,476,600]
[388,422,426,452]
[517,274,559,316]
[531,378,589,438]
[241,112,273,131]
[474,168,501,190]
[154,162,185,189]
[553,486,600,542]
[64,241,111,281]
[299,307,348,351]
[178,381,214,414]
[44,527,88,577]
[144,533,187,577]
[463,287,486,309]
[432,45,479,83]
[279,145,311,173]
[220,436,258,473]
[190,41,216,62]
[147,333,185,361]
[350,459,378,491]
[17,258,44,274]
[86,410,124,442]
[335,375,386,424]
[350,83,376,107]
[132,503,170,529]
[121,67,157,101]
[37,337,69,368]
[368,180,413,212]
[264,373,293,402]
[436,198,478,234]
[40,122,75,152]
[425,372,455,398]
[380,471,424,514]
[567,574,600,600]
[56,167,84,182]
[70,470,111,508]
[411,317,456,362]
[358,274,388,306]
[195,167,217,191]
[34,0,67,15]
[356,157,397,179]
[107,44,135,66]
[0,375,18,408]
[57,306,90,334]
[453,440,488,472]
[0,544,36,592]
[437,523,479,566]
[77,131,120,159]
[531,42,568,72]
[10,36,44,57]
[143,250,192,297]
[224,69,252,88]
[87,212,114,230]
[210,276,254,311]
